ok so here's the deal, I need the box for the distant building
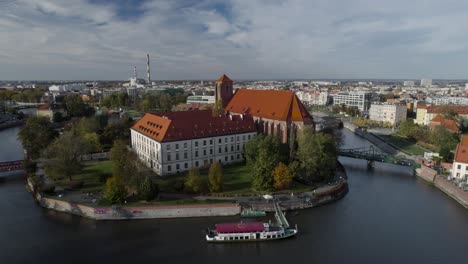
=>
[368,102,407,126]
[403,81,415,87]
[332,91,372,111]
[451,135,468,185]
[416,105,468,125]
[214,74,233,106]
[428,114,460,133]
[425,96,468,106]
[296,91,329,106]
[36,103,66,121]
[186,95,215,104]
[420,79,432,87]
[130,110,257,176]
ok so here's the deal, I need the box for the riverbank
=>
[25,162,349,220]
[416,166,468,209]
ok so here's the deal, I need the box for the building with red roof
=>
[131,109,256,176]
[429,114,460,133]
[452,138,468,184]
[416,105,468,125]
[36,103,67,121]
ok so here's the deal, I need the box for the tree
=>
[439,146,454,162]
[100,118,133,146]
[430,126,458,150]
[208,161,223,192]
[64,94,86,117]
[104,176,128,204]
[52,112,64,123]
[273,162,293,190]
[184,168,205,193]
[212,99,224,117]
[44,131,90,181]
[297,128,337,183]
[18,116,57,159]
[110,140,128,179]
[138,176,159,201]
[245,135,283,191]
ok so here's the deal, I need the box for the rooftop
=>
[215,222,265,233]
[216,74,233,83]
[455,145,468,164]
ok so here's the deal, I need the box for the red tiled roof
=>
[430,114,460,132]
[454,145,468,163]
[216,74,233,83]
[225,89,313,122]
[460,135,468,147]
[131,110,256,143]
[215,222,264,233]
[37,103,50,111]
[426,105,468,115]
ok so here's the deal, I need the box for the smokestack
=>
[146,53,151,85]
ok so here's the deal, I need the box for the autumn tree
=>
[18,116,57,159]
[273,162,293,190]
[104,176,128,204]
[208,161,223,192]
[184,168,205,194]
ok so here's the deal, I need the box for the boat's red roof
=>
[216,222,264,233]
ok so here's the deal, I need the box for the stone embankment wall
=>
[416,166,468,209]
[26,178,240,220]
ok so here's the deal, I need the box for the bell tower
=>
[215,74,233,106]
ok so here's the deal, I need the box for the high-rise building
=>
[369,102,407,126]
[420,79,432,87]
[403,81,415,87]
[332,91,372,111]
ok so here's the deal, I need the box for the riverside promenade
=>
[416,166,468,209]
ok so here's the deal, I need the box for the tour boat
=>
[206,202,298,242]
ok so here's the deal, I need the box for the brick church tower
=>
[215,74,233,106]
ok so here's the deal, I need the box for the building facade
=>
[451,135,468,185]
[368,102,407,126]
[131,110,256,176]
[332,91,372,111]
[416,105,468,125]
[296,91,328,106]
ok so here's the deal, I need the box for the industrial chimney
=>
[146,53,151,85]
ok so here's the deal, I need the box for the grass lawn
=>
[154,163,314,196]
[378,135,427,155]
[54,161,112,192]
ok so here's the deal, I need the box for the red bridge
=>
[0,160,23,172]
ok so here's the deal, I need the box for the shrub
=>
[104,176,127,204]
[138,176,159,201]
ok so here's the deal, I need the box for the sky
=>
[2,0,468,80]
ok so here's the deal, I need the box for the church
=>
[130,74,314,176]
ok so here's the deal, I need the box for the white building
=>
[368,102,407,126]
[403,81,415,87]
[451,136,468,186]
[425,96,468,106]
[186,95,215,104]
[332,91,372,111]
[420,79,432,87]
[131,110,257,176]
[296,91,328,106]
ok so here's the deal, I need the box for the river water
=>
[1,127,468,264]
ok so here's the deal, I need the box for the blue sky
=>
[2,0,468,80]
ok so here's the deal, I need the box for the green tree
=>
[100,118,133,146]
[44,131,90,181]
[18,116,57,159]
[184,168,205,194]
[297,128,337,183]
[110,140,128,179]
[273,162,293,190]
[64,94,86,117]
[104,176,128,204]
[138,176,159,201]
[52,112,64,123]
[430,126,458,150]
[439,146,454,162]
[212,99,224,117]
[208,161,223,192]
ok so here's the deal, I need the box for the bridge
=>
[0,160,23,172]
[339,146,415,169]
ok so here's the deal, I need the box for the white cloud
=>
[2,0,468,80]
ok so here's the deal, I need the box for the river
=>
[1,127,467,264]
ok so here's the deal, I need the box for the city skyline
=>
[3,0,468,80]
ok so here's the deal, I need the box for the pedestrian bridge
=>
[0,160,23,172]
[339,146,415,168]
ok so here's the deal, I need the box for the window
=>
[195,151,199,157]
[219,138,222,144]
[225,156,228,161]
[184,163,188,169]
[231,137,234,142]
[210,149,213,155]
[168,165,172,172]
[176,144,179,150]
[184,152,188,159]
[237,154,240,159]
[243,135,246,140]
[231,146,234,151]
[225,138,227,143]
[248,135,251,140]
[167,144,170,150]
[203,140,206,146]
[237,136,239,141]
[195,141,198,147]
[219,147,222,153]
[225,146,228,152]
[458,165,462,169]
[176,164,180,170]
[176,153,179,160]
[184,142,187,149]
[195,161,199,167]
[210,139,213,145]
[237,145,240,151]
[167,154,171,161]
[231,155,234,161]
[203,149,207,156]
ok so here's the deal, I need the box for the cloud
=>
[1,0,468,80]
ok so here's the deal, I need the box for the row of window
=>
[166,135,253,151]
[167,154,242,172]
[167,145,245,161]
